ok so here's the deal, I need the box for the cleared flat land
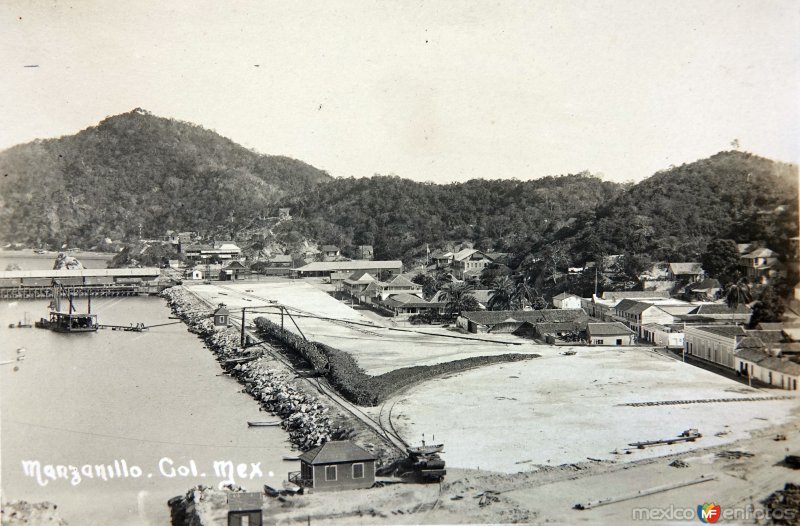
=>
[188,280,799,477]
[187,280,539,374]
[387,348,799,473]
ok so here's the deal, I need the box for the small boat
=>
[247,421,281,427]
[406,434,445,456]
[282,455,300,461]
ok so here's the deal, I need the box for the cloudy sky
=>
[2,0,798,183]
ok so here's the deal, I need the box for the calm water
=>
[1,296,294,525]
[0,250,114,270]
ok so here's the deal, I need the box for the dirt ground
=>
[382,348,799,473]
[193,417,800,525]
[186,281,539,375]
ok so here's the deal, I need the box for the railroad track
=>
[619,396,793,407]
[186,285,407,454]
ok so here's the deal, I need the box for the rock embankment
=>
[0,501,68,525]
[161,286,348,451]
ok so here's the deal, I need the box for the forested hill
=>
[0,109,331,248]
[553,151,799,267]
[275,173,624,260]
[277,151,798,267]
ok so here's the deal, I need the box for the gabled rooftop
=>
[668,262,703,275]
[298,441,377,465]
[461,309,587,326]
[587,322,635,336]
[690,325,747,338]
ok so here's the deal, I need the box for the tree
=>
[440,281,479,318]
[748,286,785,328]
[488,276,517,311]
[701,239,740,284]
[725,278,753,325]
[411,273,437,300]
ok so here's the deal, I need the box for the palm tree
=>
[440,281,479,319]
[488,276,516,311]
[725,277,752,325]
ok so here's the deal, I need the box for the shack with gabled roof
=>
[288,440,376,491]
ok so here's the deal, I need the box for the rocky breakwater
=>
[161,286,349,451]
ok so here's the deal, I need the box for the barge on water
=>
[34,282,98,333]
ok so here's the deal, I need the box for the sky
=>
[1,0,798,183]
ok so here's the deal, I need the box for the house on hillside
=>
[354,245,374,260]
[288,441,376,491]
[321,245,341,260]
[684,325,747,369]
[430,250,454,269]
[586,322,635,346]
[553,292,582,309]
[263,254,294,276]
[452,249,494,279]
[685,278,722,300]
[184,242,242,263]
[667,262,704,283]
[739,247,780,284]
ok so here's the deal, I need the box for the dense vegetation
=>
[0,109,330,249]
[254,316,538,405]
[0,110,796,295]
[274,173,623,261]
[274,151,797,271]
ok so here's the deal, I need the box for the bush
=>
[254,316,540,406]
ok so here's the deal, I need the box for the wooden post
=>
[281,307,284,331]
[241,307,246,347]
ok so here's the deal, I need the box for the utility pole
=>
[241,307,247,348]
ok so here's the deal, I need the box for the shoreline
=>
[161,286,400,461]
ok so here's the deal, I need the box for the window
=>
[596,339,603,345]
[325,465,337,481]
[352,463,364,479]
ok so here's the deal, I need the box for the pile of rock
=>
[0,501,68,525]
[162,287,345,451]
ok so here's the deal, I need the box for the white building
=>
[684,325,746,369]
[552,292,582,310]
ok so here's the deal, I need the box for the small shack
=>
[214,304,230,327]
[227,491,263,526]
[586,322,635,345]
[289,440,376,491]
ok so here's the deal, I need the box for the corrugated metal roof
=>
[298,441,376,465]
[383,293,430,308]
[0,268,160,278]
[461,309,587,326]
[689,325,747,338]
[295,261,402,272]
[587,322,635,336]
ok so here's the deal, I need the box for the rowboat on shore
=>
[247,421,281,427]
[282,455,300,461]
